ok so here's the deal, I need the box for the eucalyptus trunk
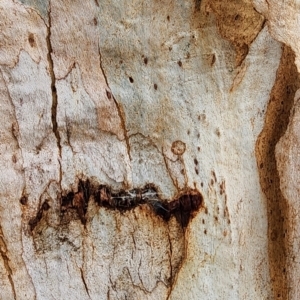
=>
[1,0,300,299]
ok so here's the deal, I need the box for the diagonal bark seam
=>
[0,69,25,170]
[0,227,16,300]
[98,43,132,160]
[80,268,91,299]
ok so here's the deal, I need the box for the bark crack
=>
[0,74,31,299]
[47,3,62,183]
[0,69,25,168]
[167,229,173,283]
[80,268,91,299]
[162,150,181,193]
[0,227,16,300]
[98,43,131,160]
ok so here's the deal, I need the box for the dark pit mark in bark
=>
[195,0,201,11]
[212,170,217,182]
[210,54,216,66]
[129,76,134,83]
[20,196,28,205]
[106,90,112,99]
[28,33,35,47]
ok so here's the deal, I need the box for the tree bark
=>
[0,0,299,299]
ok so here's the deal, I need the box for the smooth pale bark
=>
[0,0,299,299]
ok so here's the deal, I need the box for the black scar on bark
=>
[28,201,51,231]
[27,180,204,230]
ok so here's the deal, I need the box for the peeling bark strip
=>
[28,180,203,231]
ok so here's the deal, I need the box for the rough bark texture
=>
[0,0,300,299]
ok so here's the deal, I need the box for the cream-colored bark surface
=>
[253,0,300,71]
[0,0,299,299]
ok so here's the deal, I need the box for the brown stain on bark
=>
[208,0,265,66]
[256,46,300,300]
[29,180,201,297]
[28,180,203,230]
[0,226,16,299]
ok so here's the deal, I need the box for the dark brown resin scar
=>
[28,180,203,230]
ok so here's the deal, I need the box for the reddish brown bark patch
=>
[27,180,203,230]
[208,0,265,66]
[256,46,300,300]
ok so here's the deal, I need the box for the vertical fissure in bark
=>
[46,4,62,177]
[256,45,300,300]
[80,268,91,299]
[46,3,63,189]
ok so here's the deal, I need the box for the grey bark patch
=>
[18,0,49,22]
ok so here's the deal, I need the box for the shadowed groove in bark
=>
[46,5,61,160]
[80,268,91,299]
[98,44,132,160]
[256,46,300,300]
